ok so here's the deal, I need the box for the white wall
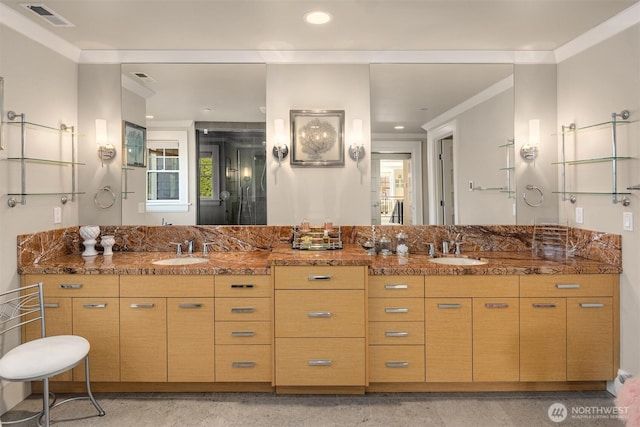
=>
[514,64,559,225]
[456,89,515,224]
[0,25,78,413]
[266,65,371,225]
[557,24,640,375]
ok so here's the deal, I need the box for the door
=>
[438,138,455,225]
[371,153,412,225]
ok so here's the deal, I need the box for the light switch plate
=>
[575,207,584,224]
[623,212,633,231]
[138,202,146,214]
[53,207,62,224]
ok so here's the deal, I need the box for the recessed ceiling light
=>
[304,11,332,25]
[202,107,213,113]
[145,115,154,119]
[394,125,405,130]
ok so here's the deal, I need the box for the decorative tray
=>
[292,225,343,250]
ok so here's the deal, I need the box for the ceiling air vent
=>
[21,3,74,27]
[131,72,156,84]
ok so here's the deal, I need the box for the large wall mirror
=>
[369,63,515,226]
[119,63,528,226]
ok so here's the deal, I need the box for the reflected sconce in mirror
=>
[96,119,115,166]
[520,119,540,160]
[348,118,366,165]
[272,118,289,164]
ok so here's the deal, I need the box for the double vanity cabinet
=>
[21,262,619,394]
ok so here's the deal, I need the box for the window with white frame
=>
[146,131,189,212]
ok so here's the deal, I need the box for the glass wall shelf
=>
[553,156,633,166]
[3,119,79,135]
[5,157,84,166]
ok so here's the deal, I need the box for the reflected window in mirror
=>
[146,130,189,213]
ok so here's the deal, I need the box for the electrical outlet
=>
[53,207,62,224]
[468,180,474,191]
[138,202,146,214]
[575,207,584,224]
[623,212,633,231]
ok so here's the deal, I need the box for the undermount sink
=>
[428,257,487,266]
[152,257,209,266]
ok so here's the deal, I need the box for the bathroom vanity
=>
[17,225,621,394]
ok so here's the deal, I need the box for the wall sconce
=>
[348,118,366,165]
[271,118,289,164]
[96,119,116,166]
[520,119,540,160]
[242,167,252,183]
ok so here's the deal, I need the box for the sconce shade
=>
[272,118,289,162]
[528,119,540,147]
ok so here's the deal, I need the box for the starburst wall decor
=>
[290,110,344,167]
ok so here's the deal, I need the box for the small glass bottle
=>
[396,231,409,256]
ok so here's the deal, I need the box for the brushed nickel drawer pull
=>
[580,303,605,308]
[385,362,409,368]
[59,283,82,289]
[556,283,580,289]
[232,362,256,368]
[485,303,509,309]
[83,303,107,309]
[231,307,254,313]
[533,303,557,308]
[231,331,255,337]
[385,307,409,313]
[231,284,254,289]
[44,303,60,308]
[130,303,154,309]
[385,284,408,289]
[308,360,332,366]
[385,331,409,337]
[178,303,203,309]
[438,303,461,309]
[308,311,332,318]
[308,275,332,281]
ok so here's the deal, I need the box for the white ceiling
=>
[2,0,638,133]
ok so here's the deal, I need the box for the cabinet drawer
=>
[215,297,272,321]
[216,321,272,345]
[368,298,424,322]
[369,276,424,298]
[275,290,364,337]
[120,275,213,297]
[369,345,425,383]
[24,274,119,297]
[520,274,616,297]
[369,321,424,345]
[215,345,272,382]
[426,275,518,298]
[275,338,365,386]
[274,266,365,290]
[216,275,271,298]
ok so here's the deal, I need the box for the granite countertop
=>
[18,243,621,276]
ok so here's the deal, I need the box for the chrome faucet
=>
[184,238,195,254]
[442,240,449,254]
[428,243,435,257]
[170,242,183,255]
[454,242,462,255]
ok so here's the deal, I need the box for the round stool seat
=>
[0,335,90,382]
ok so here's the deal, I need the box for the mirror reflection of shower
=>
[195,123,267,225]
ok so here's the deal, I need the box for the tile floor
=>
[2,391,625,426]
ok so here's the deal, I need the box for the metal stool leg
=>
[84,356,105,416]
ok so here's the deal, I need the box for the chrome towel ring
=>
[523,184,544,207]
[94,186,116,209]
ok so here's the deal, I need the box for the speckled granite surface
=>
[17,225,621,276]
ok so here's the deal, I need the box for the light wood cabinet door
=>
[274,266,365,290]
[120,297,167,382]
[520,298,566,382]
[567,297,614,381]
[167,298,214,382]
[425,298,472,382]
[215,297,272,322]
[275,290,364,338]
[275,338,366,386]
[24,297,73,381]
[473,298,519,382]
[215,275,271,298]
[72,298,120,382]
